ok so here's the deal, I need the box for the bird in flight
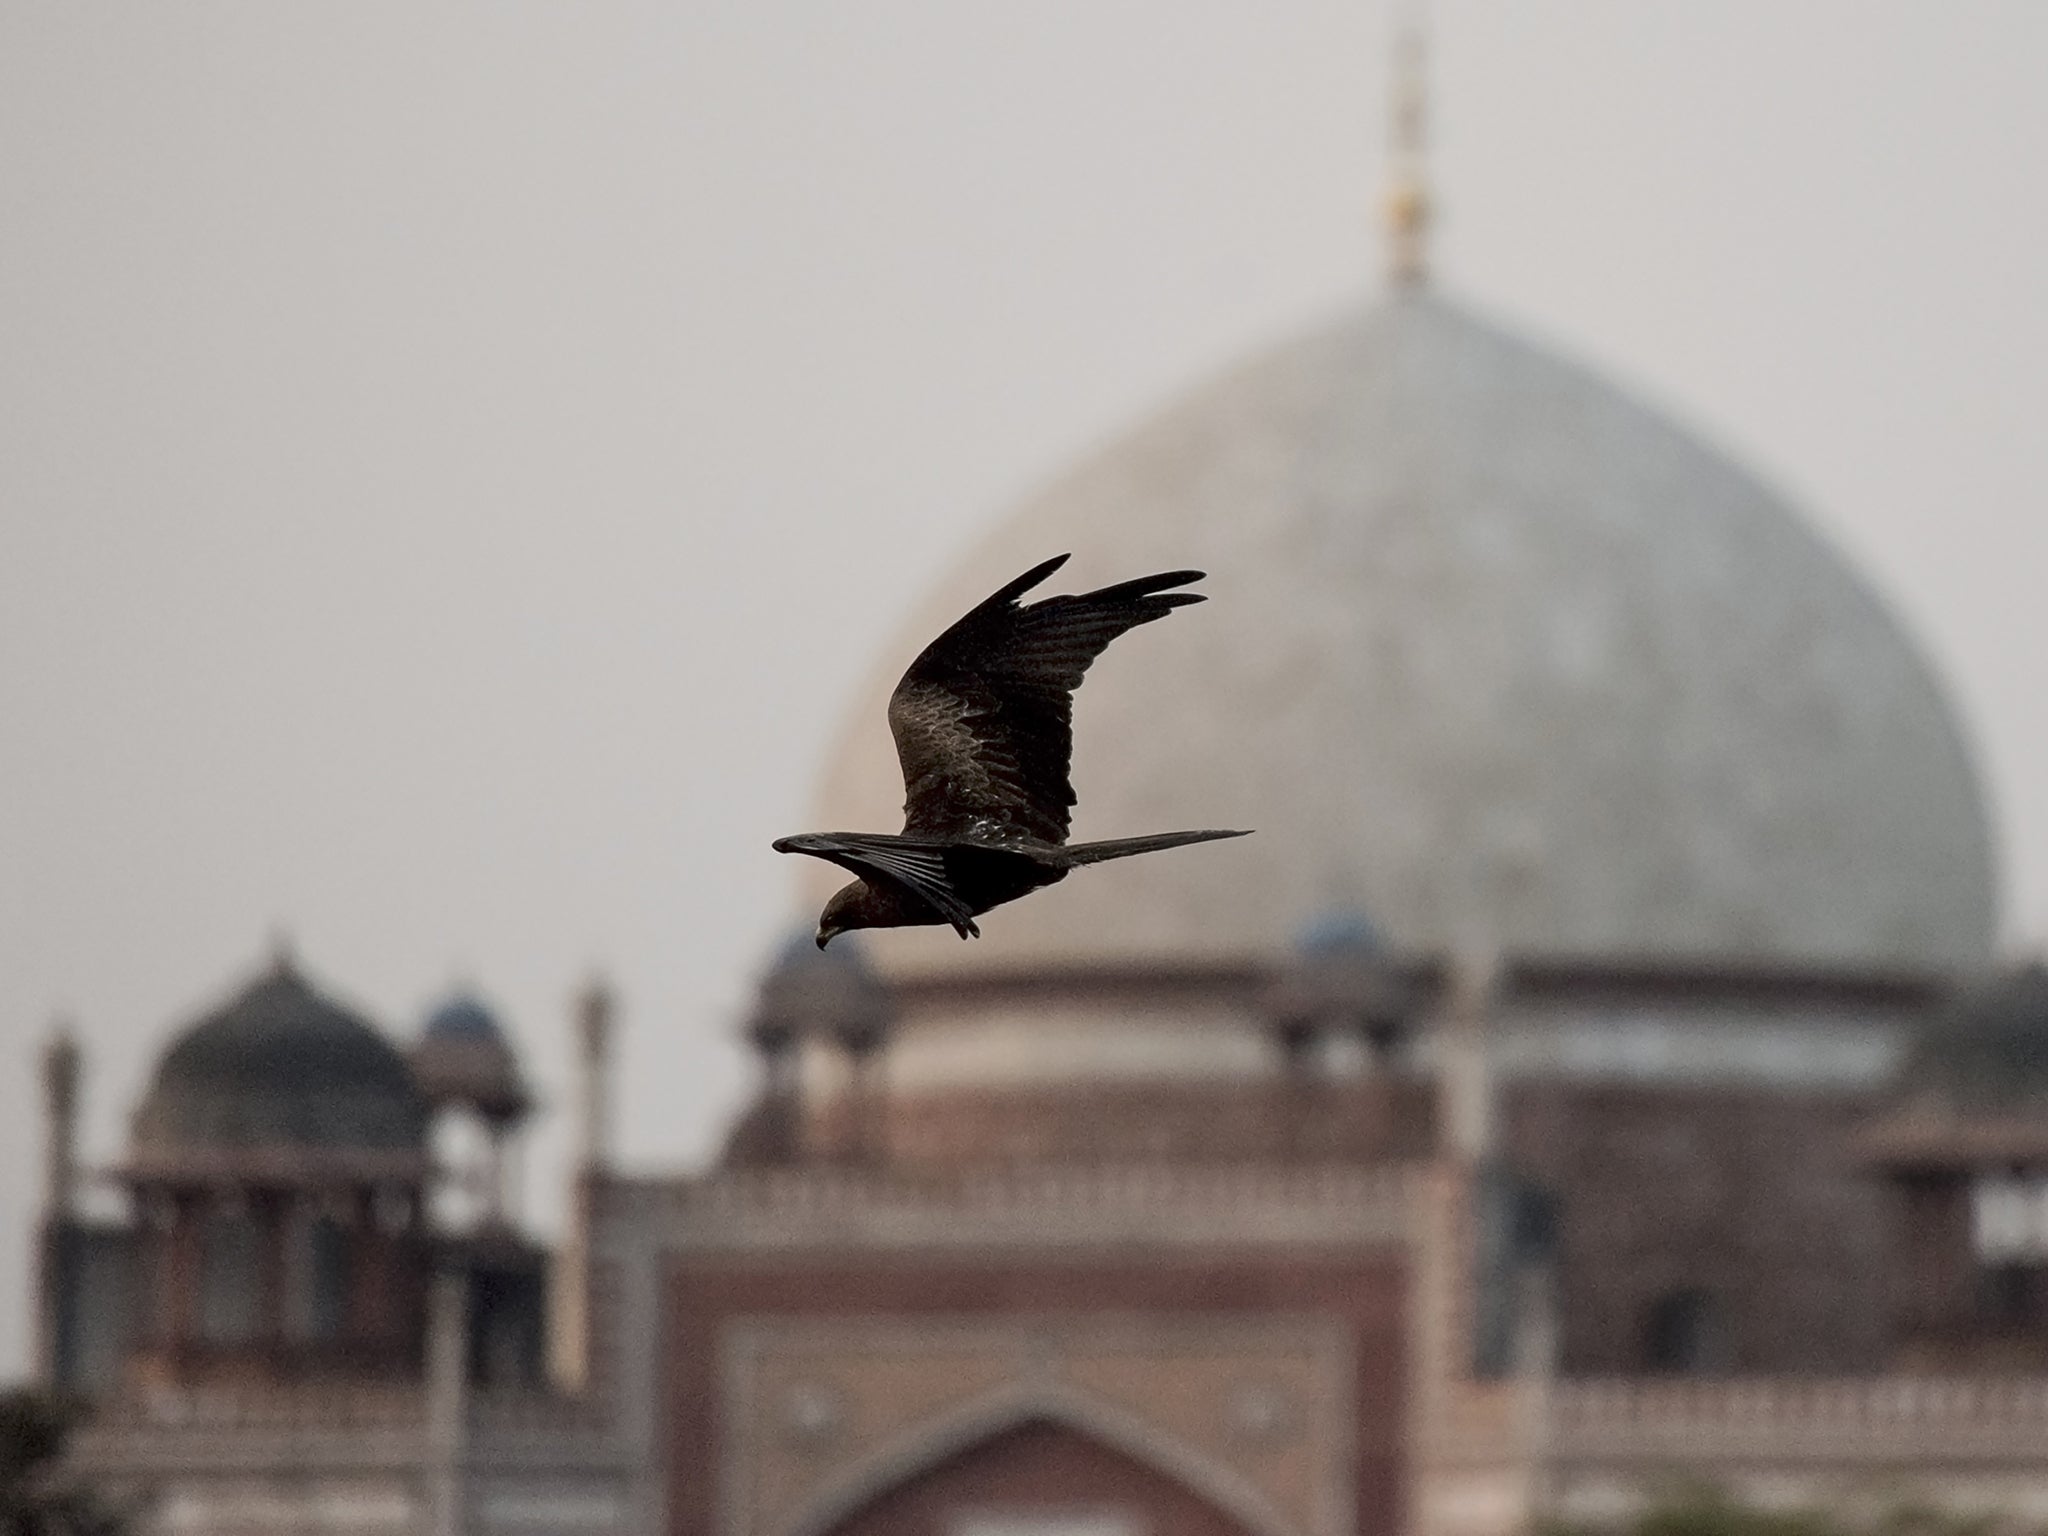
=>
[776,554,1250,947]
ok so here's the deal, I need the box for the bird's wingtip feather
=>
[986,554,1074,609]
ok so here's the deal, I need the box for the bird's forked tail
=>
[1062,829,1252,865]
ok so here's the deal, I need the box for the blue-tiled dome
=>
[412,988,529,1122]
[751,927,891,1044]
[423,993,506,1045]
[1295,908,1386,957]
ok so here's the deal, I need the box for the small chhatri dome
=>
[1296,908,1387,958]
[132,954,426,1155]
[1859,962,2048,1174]
[1907,963,2048,1109]
[1271,906,1418,1049]
[749,929,892,1050]
[422,993,504,1044]
[411,989,530,1123]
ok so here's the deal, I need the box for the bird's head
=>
[816,883,870,949]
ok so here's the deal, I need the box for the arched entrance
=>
[811,1414,1266,1536]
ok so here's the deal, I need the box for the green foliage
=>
[1543,1487,2040,1536]
[0,1388,123,1536]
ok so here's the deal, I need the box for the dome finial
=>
[1384,4,1432,287]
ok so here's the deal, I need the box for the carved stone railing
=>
[71,1381,433,1480]
[1553,1375,2048,1465]
[89,1380,430,1432]
[611,1161,1419,1254]
[467,1385,608,1438]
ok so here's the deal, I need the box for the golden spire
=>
[1385,8,1432,287]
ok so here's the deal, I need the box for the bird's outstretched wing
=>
[887,554,1205,844]
[771,832,982,937]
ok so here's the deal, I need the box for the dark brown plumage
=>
[775,554,1250,946]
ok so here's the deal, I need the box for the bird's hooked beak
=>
[815,925,835,950]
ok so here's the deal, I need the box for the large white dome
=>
[809,292,1997,975]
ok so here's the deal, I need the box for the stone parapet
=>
[89,1379,428,1434]
[1554,1375,2048,1465]
[612,1162,1419,1256]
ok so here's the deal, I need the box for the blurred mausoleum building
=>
[32,111,2048,1536]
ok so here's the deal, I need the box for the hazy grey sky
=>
[2,3,2044,1373]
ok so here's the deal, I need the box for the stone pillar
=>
[747,1015,799,1163]
[256,1189,292,1352]
[34,1023,81,1385]
[1893,1169,1978,1359]
[480,1122,510,1226]
[1515,1256,1561,1525]
[575,977,615,1174]
[551,975,615,1393]
[162,1189,203,1358]
[424,1267,471,1536]
[1440,951,1500,1164]
[1272,1013,1321,1160]
[41,1024,79,1218]
[496,1126,525,1226]
[836,1015,888,1164]
[1407,1162,1476,1536]
[349,1184,398,1354]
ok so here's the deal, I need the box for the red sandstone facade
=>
[663,1249,1408,1536]
[34,948,2048,1536]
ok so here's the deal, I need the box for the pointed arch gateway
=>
[785,1391,1303,1536]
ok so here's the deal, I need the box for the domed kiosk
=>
[1856,963,2048,1369]
[410,989,534,1232]
[412,993,530,1121]
[116,953,433,1387]
[37,949,558,1405]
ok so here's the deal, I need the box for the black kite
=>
[776,554,1250,946]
